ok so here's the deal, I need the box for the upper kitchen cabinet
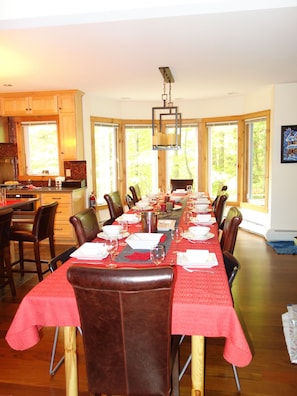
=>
[1,92,59,116]
[57,90,84,161]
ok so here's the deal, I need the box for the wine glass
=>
[150,245,165,266]
[105,237,118,267]
[119,221,129,246]
[171,226,184,254]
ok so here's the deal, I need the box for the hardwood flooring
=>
[0,231,297,395]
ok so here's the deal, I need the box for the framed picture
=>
[281,125,297,163]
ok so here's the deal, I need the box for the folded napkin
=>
[186,249,209,263]
[125,252,151,261]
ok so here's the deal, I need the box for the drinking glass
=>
[150,245,165,266]
[105,237,118,267]
[119,221,129,246]
[183,210,192,224]
[171,226,184,253]
[186,185,193,194]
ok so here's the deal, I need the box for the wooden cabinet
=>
[40,188,85,243]
[57,91,84,161]
[1,93,58,116]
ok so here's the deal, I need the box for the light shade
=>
[152,67,182,150]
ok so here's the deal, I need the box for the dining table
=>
[5,193,252,396]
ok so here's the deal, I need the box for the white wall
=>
[82,84,297,240]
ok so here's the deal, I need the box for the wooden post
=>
[191,335,205,396]
[64,326,78,396]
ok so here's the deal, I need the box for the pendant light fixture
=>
[152,67,182,150]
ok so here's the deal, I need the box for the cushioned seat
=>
[129,184,142,203]
[104,191,124,221]
[220,207,243,254]
[10,201,58,281]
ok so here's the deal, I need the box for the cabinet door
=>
[30,94,58,115]
[2,97,29,116]
[58,94,76,113]
[59,113,77,160]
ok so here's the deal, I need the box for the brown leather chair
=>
[67,265,180,396]
[10,201,58,281]
[69,208,100,246]
[129,184,141,203]
[0,208,16,296]
[125,193,135,209]
[170,179,193,192]
[213,191,228,228]
[220,207,242,254]
[212,185,228,207]
[104,191,124,220]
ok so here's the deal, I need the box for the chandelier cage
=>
[152,67,182,150]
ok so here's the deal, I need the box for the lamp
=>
[152,67,182,150]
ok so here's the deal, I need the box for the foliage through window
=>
[207,122,238,201]
[93,123,118,202]
[125,125,158,195]
[22,121,59,175]
[166,125,198,191]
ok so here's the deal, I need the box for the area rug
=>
[266,240,297,255]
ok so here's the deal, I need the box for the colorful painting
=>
[281,125,297,163]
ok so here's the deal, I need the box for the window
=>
[22,121,59,175]
[93,123,118,202]
[125,125,158,195]
[166,125,198,191]
[244,117,268,207]
[207,122,238,201]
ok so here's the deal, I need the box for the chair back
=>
[48,246,77,273]
[220,207,242,254]
[212,185,228,207]
[0,208,13,250]
[170,179,193,192]
[69,208,100,246]
[67,266,175,396]
[214,192,228,227]
[125,194,135,209]
[129,185,141,203]
[32,201,58,241]
[222,250,240,287]
[104,191,124,220]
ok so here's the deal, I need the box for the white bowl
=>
[171,196,182,203]
[135,200,150,209]
[126,233,163,250]
[195,204,209,212]
[188,226,210,236]
[102,225,123,238]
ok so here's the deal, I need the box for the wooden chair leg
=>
[19,241,24,276]
[49,235,56,259]
[4,247,16,296]
[33,242,43,282]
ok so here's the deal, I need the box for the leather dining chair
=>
[125,193,135,209]
[129,184,141,203]
[69,207,100,246]
[223,250,242,392]
[67,265,180,396]
[48,246,80,376]
[170,179,193,192]
[104,191,124,221]
[0,208,16,296]
[220,207,243,254]
[10,201,58,282]
[213,191,228,228]
[212,185,228,207]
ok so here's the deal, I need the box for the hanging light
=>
[152,67,182,150]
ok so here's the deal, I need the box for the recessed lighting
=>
[3,84,13,87]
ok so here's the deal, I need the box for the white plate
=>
[97,231,130,240]
[176,252,218,268]
[132,206,153,211]
[116,214,140,224]
[190,217,216,225]
[70,242,108,260]
[192,208,211,214]
[173,204,183,211]
[126,233,163,250]
[182,231,215,241]
[157,219,176,231]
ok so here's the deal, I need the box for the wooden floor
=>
[1,230,297,395]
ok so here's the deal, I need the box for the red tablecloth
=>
[6,202,252,368]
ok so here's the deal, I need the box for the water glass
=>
[171,226,184,253]
[150,245,165,266]
[105,237,118,267]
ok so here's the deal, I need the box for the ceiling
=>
[1,0,297,102]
